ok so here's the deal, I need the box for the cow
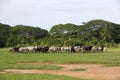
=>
[8,47,14,52]
[71,46,75,53]
[19,47,29,52]
[26,46,36,52]
[103,47,107,52]
[91,46,98,53]
[8,47,19,52]
[61,46,72,52]
[36,46,43,52]
[41,46,49,52]
[97,46,107,52]
[83,46,93,53]
[74,46,81,53]
[49,46,60,52]
[97,46,103,52]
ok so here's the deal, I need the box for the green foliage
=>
[6,25,48,47]
[50,23,80,39]
[49,19,120,46]
[0,19,120,47]
[0,23,11,48]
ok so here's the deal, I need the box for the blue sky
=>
[0,0,120,30]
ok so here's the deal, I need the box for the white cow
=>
[74,46,81,53]
[61,46,72,52]
[91,46,98,53]
[49,46,60,52]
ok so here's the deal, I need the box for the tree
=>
[6,25,48,47]
[0,19,120,48]
[0,23,11,48]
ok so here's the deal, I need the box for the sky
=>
[0,0,120,30]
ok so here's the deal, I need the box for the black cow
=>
[83,46,93,52]
[41,46,49,52]
[36,47,43,52]
[71,46,75,53]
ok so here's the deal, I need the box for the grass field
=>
[0,48,120,71]
[0,73,88,80]
[0,48,120,80]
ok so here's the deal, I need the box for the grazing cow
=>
[49,46,60,52]
[74,46,81,53]
[91,46,98,53]
[19,47,29,52]
[8,47,19,52]
[103,47,107,52]
[26,46,36,52]
[36,46,43,52]
[83,46,93,52]
[98,46,107,52]
[61,46,64,52]
[71,46,75,53]
[8,47,14,52]
[18,47,24,52]
[41,46,49,52]
[61,46,72,52]
[14,47,19,52]
[97,47,103,52]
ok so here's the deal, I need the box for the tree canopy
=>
[0,19,120,48]
[49,20,120,47]
[0,24,48,47]
[0,23,11,48]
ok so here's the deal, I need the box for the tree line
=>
[0,19,120,48]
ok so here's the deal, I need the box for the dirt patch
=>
[4,63,120,80]
[0,72,6,74]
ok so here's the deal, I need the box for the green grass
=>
[0,73,88,80]
[71,68,87,71]
[0,63,62,70]
[12,63,62,70]
[0,48,120,71]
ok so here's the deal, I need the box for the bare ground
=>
[2,62,120,80]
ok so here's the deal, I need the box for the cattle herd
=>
[8,45,107,53]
